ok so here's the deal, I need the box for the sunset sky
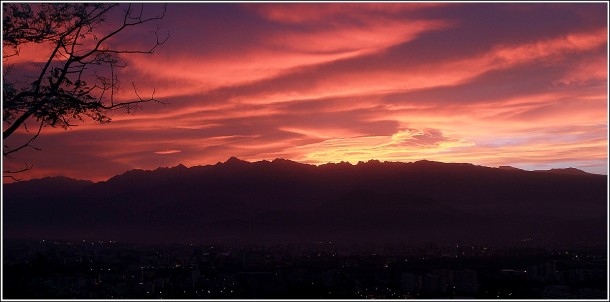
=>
[2,2,608,181]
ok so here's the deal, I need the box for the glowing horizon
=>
[2,3,608,182]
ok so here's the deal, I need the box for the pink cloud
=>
[3,3,607,182]
[246,3,445,24]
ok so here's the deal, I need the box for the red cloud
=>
[4,3,607,182]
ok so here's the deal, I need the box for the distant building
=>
[191,270,201,288]
[544,261,559,283]
[527,261,559,283]
[566,269,585,285]
[455,269,477,294]
[578,288,607,299]
[541,285,575,299]
[433,269,454,293]
[424,273,440,292]
[401,273,422,293]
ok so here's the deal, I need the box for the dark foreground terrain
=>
[3,158,607,299]
[3,158,607,245]
[3,239,607,299]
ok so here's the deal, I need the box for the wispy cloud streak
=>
[3,3,607,181]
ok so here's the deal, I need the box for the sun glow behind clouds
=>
[2,3,608,181]
[288,128,475,165]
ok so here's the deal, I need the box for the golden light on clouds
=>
[3,3,607,181]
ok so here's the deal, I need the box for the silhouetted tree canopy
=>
[2,3,169,178]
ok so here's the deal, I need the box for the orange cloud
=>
[154,149,182,155]
[3,3,607,182]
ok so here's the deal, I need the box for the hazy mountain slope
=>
[3,159,606,245]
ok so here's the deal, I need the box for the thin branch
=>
[73,4,166,62]
[110,61,115,106]
[3,162,34,181]
[3,3,169,166]
[3,120,44,157]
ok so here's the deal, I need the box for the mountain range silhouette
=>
[3,158,607,245]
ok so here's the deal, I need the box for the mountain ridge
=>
[3,157,606,246]
[8,158,601,184]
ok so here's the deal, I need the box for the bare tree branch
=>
[2,3,169,172]
[3,162,34,182]
[3,120,44,157]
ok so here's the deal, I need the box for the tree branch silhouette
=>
[3,3,169,178]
